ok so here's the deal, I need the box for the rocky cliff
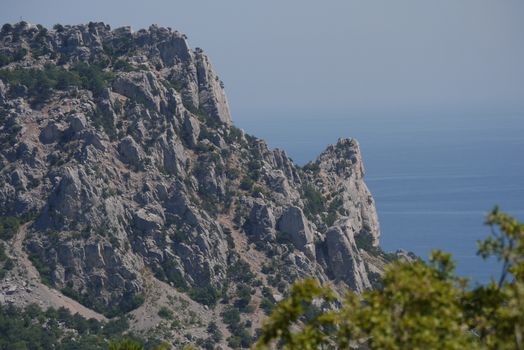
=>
[0,22,397,348]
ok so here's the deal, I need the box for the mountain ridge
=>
[0,21,403,348]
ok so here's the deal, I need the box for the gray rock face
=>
[157,34,192,65]
[39,122,63,144]
[47,167,83,223]
[0,22,388,328]
[244,200,276,241]
[113,71,165,111]
[68,114,88,133]
[195,50,232,125]
[118,136,144,167]
[325,223,371,293]
[0,80,6,104]
[277,206,315,256]
[133,209,163,234]
[183,113,200,147]
[315,138,381,246]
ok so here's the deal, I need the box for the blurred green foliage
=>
[257,207,524,350]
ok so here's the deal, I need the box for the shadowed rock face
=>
[0,21,391,319]
[244,199,276,241]
[277,206,315,258]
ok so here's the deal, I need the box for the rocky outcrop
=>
[0,80,6,104]
[194,49,232,125]
[277,206,315,258]
[39,122,63,144]
[244,199,276,241]
[325,222,371,292]
[113,71,167,112]
[315,138,381,246]
[0,21,390,345]
[183,112,200,147]
[118,136,144,167]
[68,113,88,133]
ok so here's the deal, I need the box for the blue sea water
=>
[236,113,524,283]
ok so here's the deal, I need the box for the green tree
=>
[0,216,21,240]
[108,340,144,350]
[257,208,524,350]
[465,207,524,349]
[108,339,168,350]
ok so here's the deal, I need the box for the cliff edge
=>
[0,21,397,347]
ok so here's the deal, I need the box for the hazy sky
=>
[1,0,523,120]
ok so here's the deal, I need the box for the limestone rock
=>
[39,122,63,144]
[315,138,381,246]
[183,113,200,147]
[118,136,144,167]
[68,113,88,133]
[133,209,163,234]
[0,22,390,334]
[277,206,315,257]
[0,80,6,104]
[244,199,276,241]
[194,49,232,125]
[113,71,164,111]
[325,224,371,293]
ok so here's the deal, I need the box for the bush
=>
[302,162,320,173]
[91,106,116,139]
[189,285,220,307]
[162,260,188,290]
[302,184,325,217]
[71,62,114,96]
[0,243,7,261]
[1,23,12,34]
[0,63,114,106]
[113,59,134,72]
[13,48,28,62]
[2,258,13,271]
[246,159,262,181]
[234,284,252,312]
[207,321,223,343]
[238,328,253,348]
[0,54,10,67]
[0,303,160,349]
[120,293,145,314]
[0,216,20,240]
[276,231,294,246]
[28,254,52,285]
[227,328,253,349]
[228,260,255,284]
[157,306,173,320]
[53,24,64,32]
[0,65,75,104]
[354,232,378,253]
[227,335,241,349]
[260,297,275,315]
[221,306,240,326]
[239,176,254,191]
[222,227,235,249]
[226,126,243,144]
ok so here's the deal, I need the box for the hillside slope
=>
[0,21,398,348]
